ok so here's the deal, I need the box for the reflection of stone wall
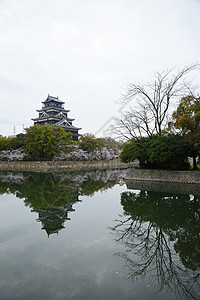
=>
[0,160,138,172]
[126,169,200,184]
[125,179,200,195]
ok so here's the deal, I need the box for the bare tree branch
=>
[113,63,199,140]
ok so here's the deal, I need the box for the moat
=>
[0,170,199,300]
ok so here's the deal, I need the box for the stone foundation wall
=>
[125,179,200,195]
[0,161,199,184]
[0,160,137,172]
[126,169,200,184]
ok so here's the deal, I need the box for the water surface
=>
[0,170,199,300]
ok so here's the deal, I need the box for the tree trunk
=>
[192,154,198,170]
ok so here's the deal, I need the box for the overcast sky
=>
[0,0,200,137]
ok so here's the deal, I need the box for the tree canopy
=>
[9,133,27,149]
[0,135,11,151]
[78,134,101,152]
[24,125,73,160]
[148,134,189,170]
[169,95,200,169]
[120,137,149,166]
[78,134,121,153]
[120,134,189,170]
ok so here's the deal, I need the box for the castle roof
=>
[42,94,65,104]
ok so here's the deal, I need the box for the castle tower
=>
[32,95,81,141]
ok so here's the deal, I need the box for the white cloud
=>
[0,0,200,136]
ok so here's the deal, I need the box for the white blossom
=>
[53,147,121,161]
[0,148,29,161]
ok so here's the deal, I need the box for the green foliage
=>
[9,133,26,149]
[172,96,200,133]
[78,134,122,155]
[96,137,122,149]
[78,134,101,152]
[0,135,11,151]
[149,134,189,170]
[120,142,133,163]
[24,125,73,160]
[0,133,26,152]
[170,96,200,169]
[120,134,189,170]
[120,137,150,166]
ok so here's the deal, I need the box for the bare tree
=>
[112,63,199,140]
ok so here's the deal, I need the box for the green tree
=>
[120,134,189,170]
[120,137,150,166]
[78,134,101,152]
[96,137,122,149]
[9,133,27,149]
[149,134,189,170]
[24,125,73,160]
[0,135,11,151]
[170,96,200,169]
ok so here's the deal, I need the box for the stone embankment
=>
[0,160,138,172]
[126,169,200,184]
[125,179,200,195]
[0,161,199,185]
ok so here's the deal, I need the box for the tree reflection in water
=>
[111,190,200,299]
[0,169,126,236]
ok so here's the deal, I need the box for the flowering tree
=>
[53,147,121,161]
[0,127,121,162]
[0,148,29,161]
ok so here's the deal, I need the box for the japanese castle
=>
[32,95,81,141]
